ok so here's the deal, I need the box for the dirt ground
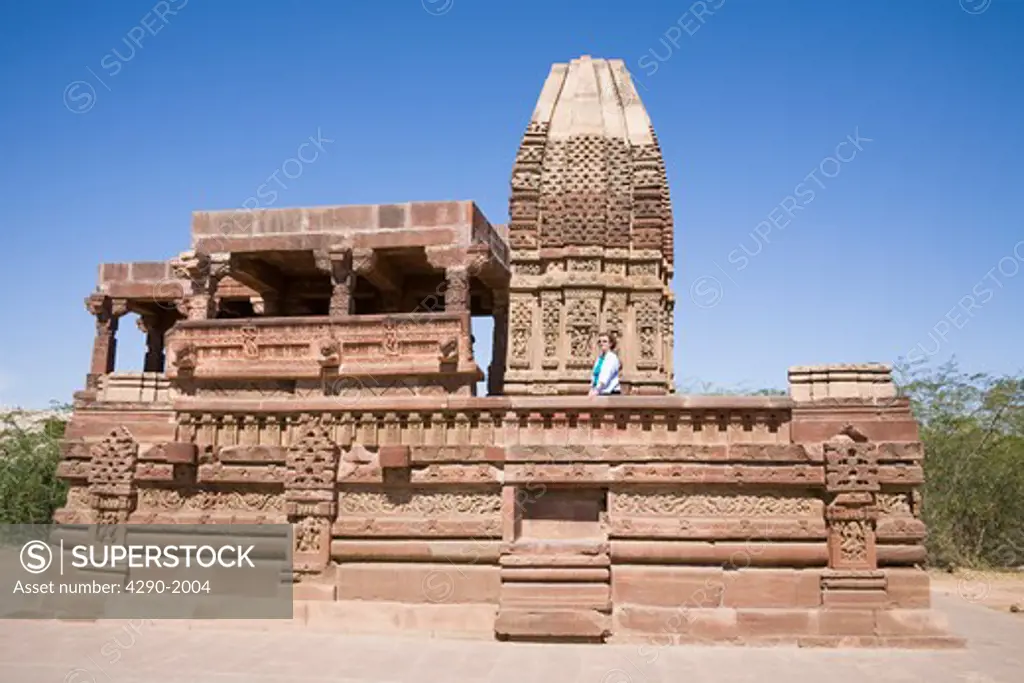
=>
[929,569,1024,614]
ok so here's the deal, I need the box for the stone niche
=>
[516,487,606,540]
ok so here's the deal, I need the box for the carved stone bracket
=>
[170,251,226,320]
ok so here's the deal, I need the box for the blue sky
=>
[1,0,1022,407]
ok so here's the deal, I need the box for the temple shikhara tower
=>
[55,56,960,647]
[505,57,674,395]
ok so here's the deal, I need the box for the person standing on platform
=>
[589,332,621,396]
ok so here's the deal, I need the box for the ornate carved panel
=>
[541,291,561,363]
[634,296,661,363]
[337,489,501,516]
[610,490,819,517]
[837,519,869,564]
[88,427,138,497]
[566,293,600,363]
[824,438,880,492]
[509,294,535,367]
[285,421,340,491]
[603,293,627,341]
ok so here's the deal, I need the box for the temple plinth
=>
[54,56,959,648]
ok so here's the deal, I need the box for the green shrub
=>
[0,410,69,524]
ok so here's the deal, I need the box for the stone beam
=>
[352,248,400,293]
[227,255,286,295]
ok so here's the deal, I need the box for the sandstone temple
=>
[57,56,959,646]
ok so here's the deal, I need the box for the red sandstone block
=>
[161,442,197,464]
[612,606,738,640]
[483,446,506,463]
[191,211,214,235]
[875,609,949,637]
[874,635,966,649]
[100,263,130,282]
[378,445,410,469]
[293,583,337,601]
[306,205,375,232]
[817,609,876,636]
[822,589,888,609]
[877,544,927,566]
[257,209,303,234]
[612,566,724,608]
[791,418,919,443]
[500,582,610,611]
[797,635,878,648]
[885,568,931,608]
[736,609,815,637]
[496,608,609,638]
[352,229,455,249]
[500,567,609,582]
[336,563,499,604]
[722,569,822,608]
[378,204,407,229]
[410,201,464,227]
[129,262,167,281]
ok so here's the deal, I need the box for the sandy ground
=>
[929,569,1024,614]
[1,590,1023,683]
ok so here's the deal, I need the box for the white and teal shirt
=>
[591,350,621,395]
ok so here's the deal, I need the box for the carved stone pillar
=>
[488,290,509,395]
[136,313,172,373]
[285,418,340,578]
[320,250,353,316]
[445,266,470,312]
[84,294,128,388]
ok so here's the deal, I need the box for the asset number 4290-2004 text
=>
[125,580,211,594]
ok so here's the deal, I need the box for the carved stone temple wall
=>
[53,56,960,647]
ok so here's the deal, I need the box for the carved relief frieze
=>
[337,489,501,516]
[610,490,819,517]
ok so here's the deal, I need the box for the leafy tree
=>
[899,359,1024,568]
